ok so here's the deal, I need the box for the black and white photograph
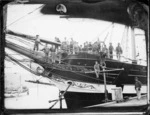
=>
[1,0,149,114]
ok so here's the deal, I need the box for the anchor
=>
[49,81,72,109]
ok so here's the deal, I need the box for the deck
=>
[86,95,147,108]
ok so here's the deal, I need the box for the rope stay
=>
[108,23,114,43]
[7,34,34,47]
[5,5,44,30]
[93,23,114,42]
[5,53,40,76]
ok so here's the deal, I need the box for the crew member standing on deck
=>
[98,42,101,53]
[102,44,108,58]
[116,43,122,60]
[33,35,41,51]
[41,43,50,62]
[109,43,114,59]
[88,42,92,53]
[94,61,100,78]
[50,45,56,63]
[57,47,62,64]
[135,77,142,100]
[70,38,74,54]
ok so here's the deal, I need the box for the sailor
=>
[70,38,74,54]
[135,77,142,100]
[61,37,68,53]
[108,43,114,59]
[116,43,123,60]
[102,44,108,58]
[82,43,86,52]
[97,42,101,53]
[55,37,61,43]
[88,42,92,53]
[94,61,100,78]
[50,45,56,63]
[55,37,60,52]
[41,43,50,62]
[56,47,62,64]
[33,35,41,51]
[92,42,98,54]
[84,41,88,52]
[79,45,82,52]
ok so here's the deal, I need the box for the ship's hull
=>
[60,53,147,85]
[63,91,139,109]
[63,91,111,109]
[6,41,147,109]
[6,41,147,85]
[49,75,112,109]
[46,62,147,86]
[49,74,146,109]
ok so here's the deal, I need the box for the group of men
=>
[61,38,79,54]
[61,38,123,60]
[78,41,123,61]
[33,34,123,63]
[33,35,56,63]
[102,43,123,60]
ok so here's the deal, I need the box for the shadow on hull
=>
[63,91,143,109]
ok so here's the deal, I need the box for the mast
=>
[102,66,108,102]
[131,27,137,64]
[145,29,150,104]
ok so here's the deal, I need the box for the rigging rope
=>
[7,34,33,47]
[103,32,109,43]
[5,53,40,76]
[102,23,114,44]
[5,5,44,30]
[109,23,114,43]
[121,26,127,46]
[92,23,113,42]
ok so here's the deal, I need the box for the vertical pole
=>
[3,3,7,31]
[1,4,7,112]
[103,67,108,102]
[73,41,75,54]
[59,91,62,109]
[20,75,22,92]
[131,27,137,63]
[145,29,150,104]
[126,27,129,60]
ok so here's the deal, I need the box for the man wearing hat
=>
[135,77,142,100]
[33,35,41,51]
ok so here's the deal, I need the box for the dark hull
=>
[47,63,147,86]
[62,91,138,109]
[63,91,111,109]
[60,53,147,85]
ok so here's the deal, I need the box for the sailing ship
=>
[5,27,147,109]
[4,0,148,109]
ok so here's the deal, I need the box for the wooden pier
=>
[86,95,147,108]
